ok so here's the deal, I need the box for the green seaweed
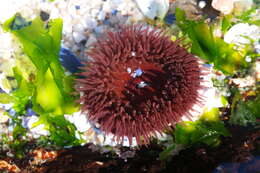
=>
[2,14,80,148]
[160,108,230,160]
[230,92,260,126]
[175,8,250,75]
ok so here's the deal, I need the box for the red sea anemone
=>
[77,25,205,145]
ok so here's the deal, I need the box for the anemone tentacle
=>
[77,25,205,145]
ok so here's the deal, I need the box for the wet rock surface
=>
[0,124,259,173]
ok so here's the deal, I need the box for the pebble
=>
[198,1,206,9]
[212,0,234,14]
[59,47,83,73]
[49,8,60,19]
[64,112,90,132]
[232,76,255,88]
[136,0,158,19]
[245,56,252,62]
[86,34,97,48]
[254,42,260,54]
[0,73,12,93]
[94,25,106,35]
[24,115,50,138]
[63,24,73,35]
[103,1,113,12]
[40,10,50,21]
[58,1,67,9]
[111,9,118,15]
[0,103,13,110]
[91,8,100,18]
[164,13,176,24]
[97,11,106,21]
[6,151,14,158]
[224,23,260,46]
[84,17,98,29]
[72,32,85,43]
[256,61,260,81]
[75,5,80,10]
[0,109,9,123]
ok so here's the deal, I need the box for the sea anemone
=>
[77,25,205,145]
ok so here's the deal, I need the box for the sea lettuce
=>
[3,14,78,115]
[175,8,249,75]
[160,108,230,160]
[2,14,80,146]
[230,91,260,126]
